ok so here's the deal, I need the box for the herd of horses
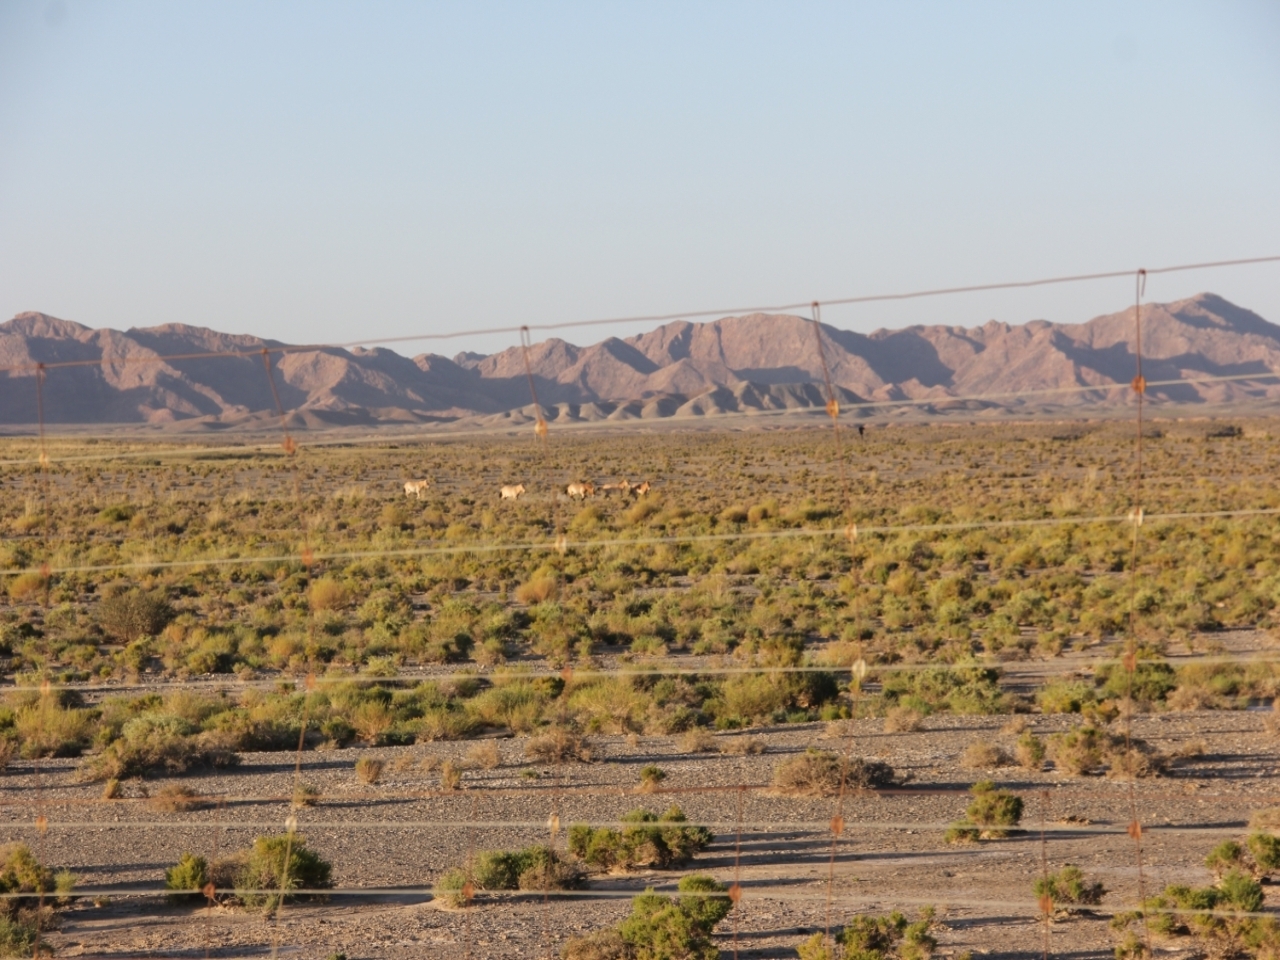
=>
[401,479,652,501]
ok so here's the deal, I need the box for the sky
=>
[1,0,1278,358]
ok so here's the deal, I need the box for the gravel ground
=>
[4,708,1276,959]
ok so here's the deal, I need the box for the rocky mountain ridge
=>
[1,293,1277,427]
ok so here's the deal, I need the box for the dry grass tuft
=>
[148,783,206,813]
[466,741,502,770]
[717,735,766,756]
[440,760,462,791]
[292,783,321,808]
[354,757,384,784]
[1249,807,1280,832]
[960,741,1012,770]
[999,716,1030,736]
[883,707,925,733]
[514,577,558,604]
[679,729,716,753]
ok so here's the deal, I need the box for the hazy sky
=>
[1,1,1277,358]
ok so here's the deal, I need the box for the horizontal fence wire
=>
[1,885,1276,923]
[7,649,1280,694]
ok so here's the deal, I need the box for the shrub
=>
[1048,725,1166,779]
[14,697,93,759]
[466,740,502,770]
[81,717,238,780]
[1033,866,1105,911]
[0,842,73,947]
[1113,871,1274,955]
[1015,731,1046,770]
[308,578,349,612]
[561,928,627,960]
[717,735,766,756]
[148,784,206,813]
[292,783,320,808]
[98,588,174,642]
[679,729,715,753]
[960,741,1011,769]
[1205,834,1280,879]
[638,765,666,792]
[515,577,559,604]
[568,806,713,872]
[526,728,593,763]
[797,909,937,960]
[164,852,209,902]
[354,757,383,784]
[432,867,470,908]
[440,759,462,791]
[619,874,732,960]
[772,749,896,797]
[233,834,332,910]
[7,572,46,602]
[883,706,925,733]
[447,846,584,901]
[947,780,1022,842]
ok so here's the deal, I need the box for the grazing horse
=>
[566,482,595,500]
[600,479,633,497]
[631,481,652,497]
[403,480,430,500]
[500,484,526,501]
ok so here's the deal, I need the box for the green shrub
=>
[610,874,732,960]
[1015,731,1046,770]
[797,909,937,960]
[1033,865,1105,909]
[0,842,74,949]
[1113,870,1273,953]
[638,765,666,791]
[432,867,470,908]
[164,853,209,902]
[947,780,1022,842]
[81,716,238,780]
[445,845,583,902]
[568,806,713,872]
[233,834,332,910]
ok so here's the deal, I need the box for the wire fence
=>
[3,256,1280,957]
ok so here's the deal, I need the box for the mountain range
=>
[1,293,1278,428]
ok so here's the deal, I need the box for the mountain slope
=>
[1,293,1277,426]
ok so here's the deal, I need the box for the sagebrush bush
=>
[526,728,593,763]
[164,853,209,901]
[1033,865,1105,909]
[796,908,937,960]
[960,741,1011,769]
[232,834,333,910]
[561,874,732,960]
[98,588,174,642]
[946,780,1023,842]
[772,749,896,796]
[568,806,713,872]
